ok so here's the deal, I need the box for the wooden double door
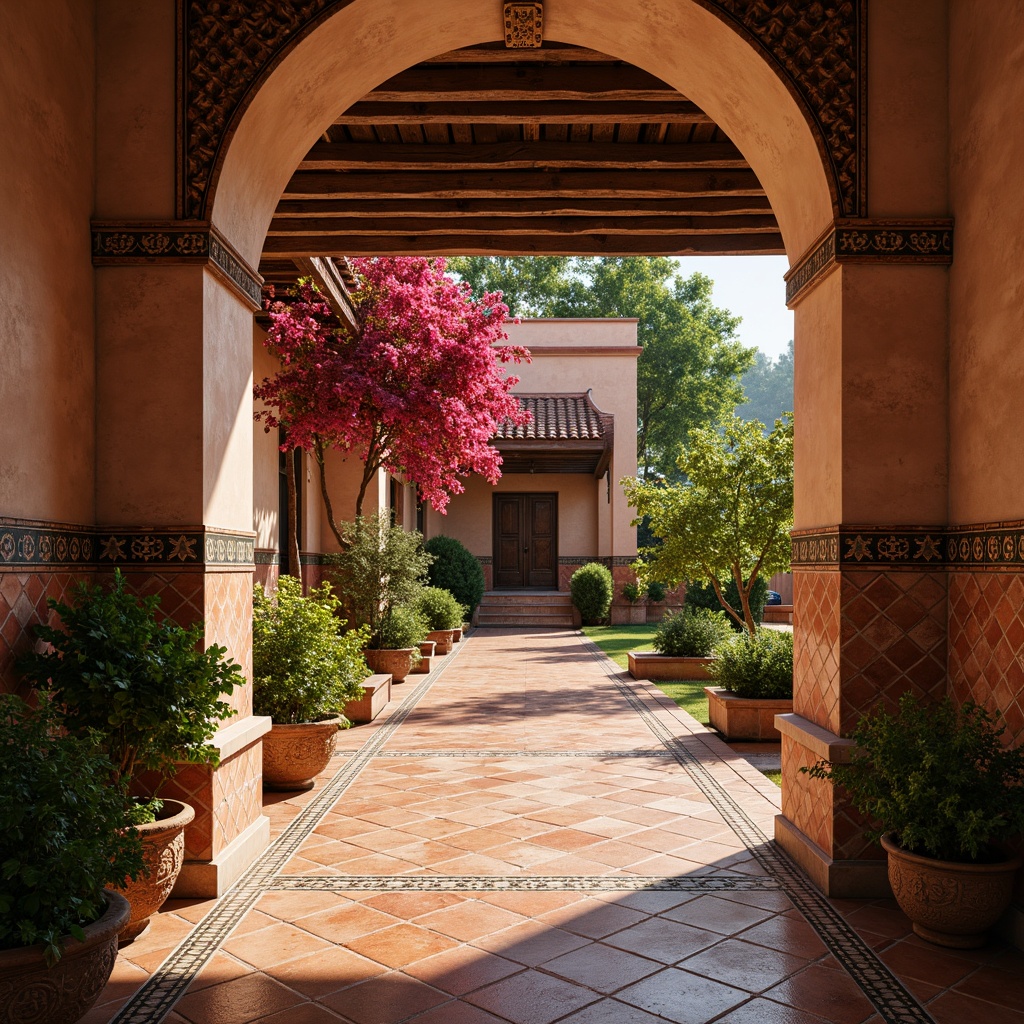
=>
[493,493,558,589]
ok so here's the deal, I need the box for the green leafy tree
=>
[448,257,754,479]
[738,340,794,427]
[623,414,793,634]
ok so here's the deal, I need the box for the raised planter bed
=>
[412,640,436,674]
[628,651,714,681]
[704,686,793,741]
[342,673,392,724]
[763,604,794,624]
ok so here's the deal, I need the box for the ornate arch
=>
[177,0,865,222]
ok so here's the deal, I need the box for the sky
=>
[675,255,794,363]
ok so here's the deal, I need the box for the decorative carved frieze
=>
[504,3,543,48]
[178,1,864,221]
[91,222,263,310]
[792,523,1024,570]
[0,520,255,571]
[786,221,954,306]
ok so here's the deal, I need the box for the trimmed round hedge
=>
[570,562,613,624]
[424,535,485,616]
[654,607,733,658]
[707,627,793,699]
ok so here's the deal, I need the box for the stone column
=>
[776,227,952,896]
[93,229,271,895]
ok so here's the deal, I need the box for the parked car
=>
[765,590,782,605]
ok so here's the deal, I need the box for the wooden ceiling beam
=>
[362,66,678,103]
[273,196,775,217]
[299,141,747,172]
[282,169,765,200]
[267,215,780,237]
[261,233,786,257]
[332,101,712,125]
[425,45,619,64]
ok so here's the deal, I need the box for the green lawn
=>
[583,623,781,788]
[582,624,710,726]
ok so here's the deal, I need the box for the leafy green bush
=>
[424,535,485,616]
[646,581,667,603]
[377,604,427,652]
[0,694,144,965]
[654,607,733,658]
[570,562,614,624]
[19,569,243,786]
[686,575,769,630]
[253,576,369,724]
[622,582,642,603]
[805,695,1024,863]
[707,627,793,698]
[330,512,433,648]
[415,587,467,631]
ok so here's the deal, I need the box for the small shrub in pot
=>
[707,628,793,698]
[654,607,732,658]
[646,581,667,603]
[415,587,467,632]
[570,562,614,624]
[377,604,428,652]
[424,535,485,616]
[252,575,369,724]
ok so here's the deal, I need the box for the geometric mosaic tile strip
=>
[109,646,467,1024]
[579,637,936,1024]
[272,874,784,892]
[371,749,674,758]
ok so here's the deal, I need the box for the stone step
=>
[477,615,575,627]
[477,591,575,626]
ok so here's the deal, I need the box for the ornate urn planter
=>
[115,799,195,944]
[425,630,456,655]
[262,717,343,791]
[881,834,1021,948]
[0,890,130,1024]
[364,647,417,681]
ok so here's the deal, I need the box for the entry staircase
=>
[475,590,576,628]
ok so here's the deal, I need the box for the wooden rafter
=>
[332,101,711,125]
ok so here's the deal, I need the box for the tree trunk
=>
[286,449,302,584]
[313,437,346,549]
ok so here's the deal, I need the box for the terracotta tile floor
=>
[90,628,1024,1024]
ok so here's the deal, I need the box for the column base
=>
[775,814,891,898]
[174,813,271,897]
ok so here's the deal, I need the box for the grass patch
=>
[583,625,710,726]
[761,769,783,787]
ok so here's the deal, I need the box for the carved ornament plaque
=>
[504,3,543,48]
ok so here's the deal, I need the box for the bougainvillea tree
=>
[254,257,530,549]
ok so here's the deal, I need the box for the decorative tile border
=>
[91,221,262,310]
[504,2,544,49]
[371,749,671,758]
[0,520,254,570]
[786,221,954,306]
[792,523,1024,570]
[275,874,782,892]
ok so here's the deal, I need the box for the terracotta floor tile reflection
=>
[93,628,1024,1024]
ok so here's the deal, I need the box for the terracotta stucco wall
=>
[0,5,97,524]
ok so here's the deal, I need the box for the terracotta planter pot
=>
[364,647,416,682]
[704,687,793,741]
[628,651,715,681]
[262,717,343,791]
[881,834,1022,948]
[0,889,129,1024]
[425,630,455,655]
[452,627,463,643]
[114,799,194,945]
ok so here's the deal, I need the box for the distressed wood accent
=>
[291,256,359,333]
[332,100,713,125]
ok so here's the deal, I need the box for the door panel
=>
[493,494,557,589]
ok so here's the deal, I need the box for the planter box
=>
[704,686,793,741]
[343,673,392,724]
[412,641,436,674]
[628,651,715,681]
[763,604,793,624]
[426,629,455,654]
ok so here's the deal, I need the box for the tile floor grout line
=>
[109,638,473,1024]
[578,633,937,1024]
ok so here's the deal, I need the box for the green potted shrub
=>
[415,586,467,654]
[424,534,485,623]
[331,512,433,682]
[703,627,793,740]
[570,562,614,626]
[627,606,732,681]
[18,570,243,944]
[621,582,646,625]
[253,575,369,790]
[0,694,143,1023]
[805,694,1024,949]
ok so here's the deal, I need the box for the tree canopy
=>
[254,257,530,546]
[623,413,794,634]
[447,256,754,479]
[737,339,794,427]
